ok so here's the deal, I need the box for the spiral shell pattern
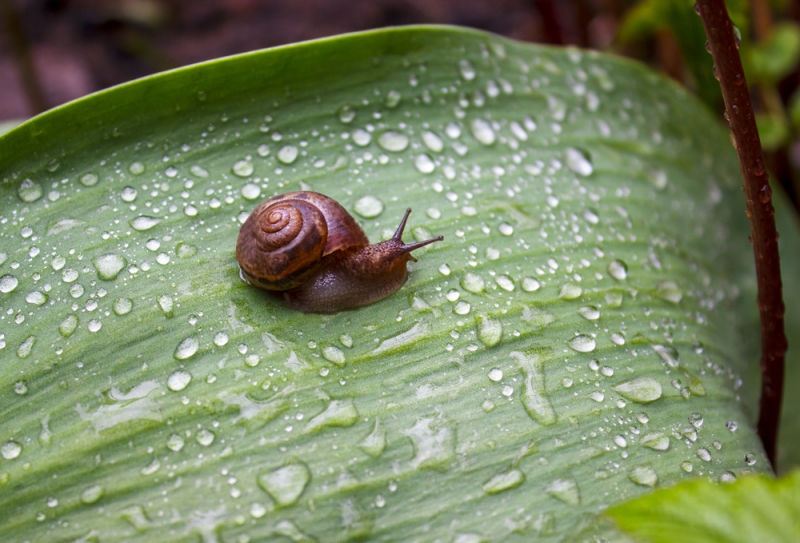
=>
[236,197,328,290]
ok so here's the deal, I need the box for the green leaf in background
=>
[0,25,767,541]
[607,470,800,543]
[747,22,800,85]
[755,112,790,150]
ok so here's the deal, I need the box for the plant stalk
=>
[696,0,787,469]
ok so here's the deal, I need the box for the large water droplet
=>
[359,419,386,457]
[613,377,662,403]
[353,195,384,218]
[113,298,133,315]
[352,128,371,146]
[92,254,127,280]
[483,469,525,495]
[167,370,192,392]
[546,478,580,505]
[470,119,495,145]
[232,159,254,176]
[607,259,628,280]
[305,400,358,433]
[477,316,502,347]
[422,131,444,152]
[568,335,596,353]
[277,146,299,164]
[130,216,161,231]
[414,154,435,173]
[377,131,409,152]
[641,432,670,450]
[512,351,557,426]
[18,179,43,202]
[565,148,593,176]
[322,346,346,366]
[174,337,199,360]
[257,463,311,507]
[461,272,485,293]
[0,275,18,294]
[1,441,22,460]
[628,465,658,487]
[559,283,582,300]
[17,336,35,358]
[521,277,540,292]
[656,280,682,303]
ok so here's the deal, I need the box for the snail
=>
[236,191,443,313]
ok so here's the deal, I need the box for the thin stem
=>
[696,0,787,469]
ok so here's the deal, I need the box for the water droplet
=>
[130,216,161,231]
[167,434,185,452]
[1,441,22,460]
[113,298,133,315]
[461,273,485,294]
[688,412,704,428]
[607,259,628,280]
[59,315,78,337]
[353,195,384,218]
[726,420,738,432]
[578,306,600,320]
[195,428,215,446]
[277,145,299,164]
[641,433,670,450]
[232,159,254,177]
[17,336,35,358]
[322,346,346,366]
[656,280,682,303]
[120,186,137,202]
[628,465,658,487]
[352,128,371,146]
[422,131,444,152]
[454,301,471,315]
[305,399,358,433]
[744,453,756,466]
[87,319,102,332]
[174,337,199,360]
[565,148,593,176]
[512,351,557,426]
[377,131,409,152]
[495,275,514,291]
[568,335,596,353]
[157,294,174,317]
[546,478,580,505]
[338,105,356,123]
[414,154,435,173]
[483,469,525,494]
[213,332,229,347]
[652,344,680,367]
[613,377,662,403]
[680,461,693,473]
[235,183,260,202]
[498,223,514,236]
[0,275,19,293]
[128,162,145,175]
[18,179,43,202]
[470,119,495,145]
[14,381,28,395]
[80,485,105,504]
[559,283,582,300]
[189,165,209,177]
[406,417,455,470]
[696,448,711,462]
[92,254,126,280]
[167,370,192,392]
[459,59,476,80]
[80,173,99,186]
[384,90,401,108]
[477,316,502,347]
[359,419,386,457]
[522,277,540,292]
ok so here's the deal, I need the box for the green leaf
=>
[607,470,800,543]
[755,112,790,150]
[748,22,800,85]
[0,26,766,541]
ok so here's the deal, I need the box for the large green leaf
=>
[0,26,766,542]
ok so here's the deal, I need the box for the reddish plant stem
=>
[696,0,787,469]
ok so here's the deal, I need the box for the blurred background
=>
[1,0,799,199]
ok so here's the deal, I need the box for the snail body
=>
[236,191,443,313]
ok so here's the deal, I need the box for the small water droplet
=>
[359,419,386,457]
[167,434,185,451]
[1,441,22,460]
[546,478,580,505]
[414,154,435,173]
[483,469,525,494]
[128,162,145,175]
[0,275,19,293]
[422,131,444,152]
[80,172,99,186]
[322,346,346,366]
[458,59,476,80]
[195,428,215,446]
[461,272,485,293]
[696,448,712,462]
[495,275,514,291]
[578,306,600,320]
[641,433,670,450]
[652,344,680,367]
[522,277,540,292]
[744,453,756,466]
[384,90,401,108]
[17,336,35,358]
[92,254,126,280]
[559,283,582,300]
[241,183,261,200]
[80,485,105,504]
[656,280,682,303]
[352,128,371,146]
[477,316,502,347]
[681,460,693,472]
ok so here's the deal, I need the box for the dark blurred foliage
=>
[1,0,799,202]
